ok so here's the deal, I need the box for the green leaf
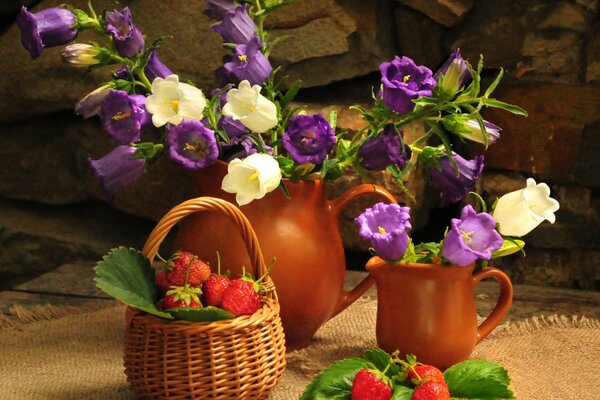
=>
[94,247,173,319]
[167,306,235,322]
[279,79,302,110]
[492,239,525,259]
[300,357,370,400]
[444,360,514,399]
[483,68,504,99]
[482,99,528,116]
[390,385,414,400]
[363,348,400,379]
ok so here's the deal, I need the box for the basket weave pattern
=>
[124,197,286,399]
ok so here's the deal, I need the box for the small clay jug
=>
[366,257,513,369]
[174,161,397,350]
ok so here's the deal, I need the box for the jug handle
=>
[329,183,398,319]
[473,267,513,343]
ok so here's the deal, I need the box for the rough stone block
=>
[395,4,445,68]
[483,84,600,183]
[518,31,583,84]
[397,0,474,27]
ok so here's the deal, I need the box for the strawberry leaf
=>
[300,357,370,400]
[167,306,235,322]
[363,348,400,378]
[390,385,413,400]
[444,359,515,399]
[94,247,172,319]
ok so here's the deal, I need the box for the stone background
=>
[0,0,598,290]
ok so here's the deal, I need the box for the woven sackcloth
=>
[0,298,598,400]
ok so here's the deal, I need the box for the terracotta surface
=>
[173,162,397,350]
[366,257,513,369]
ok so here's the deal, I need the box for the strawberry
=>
[411,381,450,400]
[158,285,202,310]
[202,274,232,307]
[351,369,392,400]
[221,278,261,316]
[167,251,211,287]
[408,365,444,385]
[155,271,171,292]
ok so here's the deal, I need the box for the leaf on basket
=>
[444,359,515,399]
[300,357,371,400]
[94,247,173,319]
[167,306,235,322]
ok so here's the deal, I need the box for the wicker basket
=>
[123,197,286,399]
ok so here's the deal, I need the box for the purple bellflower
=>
[358,124,412,171]
[105,7,145,57]
[219,115,250,137]
[222,36,272,85]
[17,6,78,59]
[212,5,257,45]
[282,113,336,165]
[89,145,145,200]
[355,202,412,262]
[144,49,173,83]
[99,90,150,145]
[165,120,219,169]
[204,0,237,20]
[379,56,436,114]
[434,49,471,95]
[442,205,504,266]
[221,136,265,161]
[429,152,484,207]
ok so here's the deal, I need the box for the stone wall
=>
[0,0,598,290]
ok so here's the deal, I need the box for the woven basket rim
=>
[126,297,280,330]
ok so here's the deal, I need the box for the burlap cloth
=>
[0,298,598,400]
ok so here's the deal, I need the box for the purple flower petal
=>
[442,205,504,266]
[89,145,144,200]
[17,6,77,59]
[355,202,411,262]
[144,48,173,83]
[105,7,145,57]
[165,120,219,169]
[211,5,257,45]
[99,90,150,145]
[433,49,471,93]
[282,113,336,165]
[379,56,436,113]
[222,36,272,85]
[358,124,412,170]
[429,152,484,207]
[204,0,237,20]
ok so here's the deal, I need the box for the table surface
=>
[1,261,599,327]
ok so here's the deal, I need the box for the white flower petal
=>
[220,154,281,206]
[493,178,560,237]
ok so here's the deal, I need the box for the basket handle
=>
[142,197,271,286]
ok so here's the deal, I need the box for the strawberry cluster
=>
[155,250,262,317]
[351,356,450,400]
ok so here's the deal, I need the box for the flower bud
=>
[61,43,101,67]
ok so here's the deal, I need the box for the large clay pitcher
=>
[366,257,513,369]
[174,161,397,350]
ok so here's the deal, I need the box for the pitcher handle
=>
[329,183,398,319]
[473,267,513,343]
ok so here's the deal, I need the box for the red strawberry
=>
[408,365,444,385]
[160,294,201,310]
[155,271,171,292]
[167,251,211,287]
[158,285,202,310]
[411,381,450,400]
[221,279,261,316]
[351,369,392,400]
[202,275,232,307]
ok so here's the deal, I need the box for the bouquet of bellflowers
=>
[18,0,527,209]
